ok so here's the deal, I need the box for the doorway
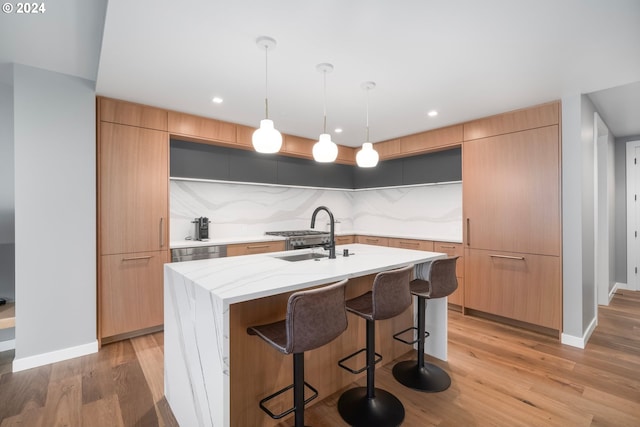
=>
[594,113,615,306]
[626,139,640,291]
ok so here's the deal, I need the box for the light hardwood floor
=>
[1,290,639,426]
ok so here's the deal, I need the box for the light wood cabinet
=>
[335,235,355,245]
[168,111,237,144]
[463,102,559,141]
[355,235,389,246]
[100,251,168,340]
[463,103,562,331]
[227,241,286,257]
[388,237,433,251]
[463,125,561,256]
[98,118,169,342]
[433,241,464,306]
[99,97,168,131]
[464,249,561,330]
[99,123,169,255]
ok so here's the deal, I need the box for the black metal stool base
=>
[337,387,405,427]
[392,359,451,392]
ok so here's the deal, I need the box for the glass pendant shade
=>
[313,133,338,163]
[356,142,379,167]
[252,119,282,153]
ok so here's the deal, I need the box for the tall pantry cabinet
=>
[462,102,562,332]
[97,98,170,342]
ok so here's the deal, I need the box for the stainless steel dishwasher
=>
[171,245,227,262]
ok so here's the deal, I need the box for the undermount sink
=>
[273,252,328,262]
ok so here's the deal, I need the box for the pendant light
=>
[252,36,282,153]
[313,63,338,163]
[356,81,379,168]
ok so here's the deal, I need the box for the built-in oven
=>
[171,245,227,262]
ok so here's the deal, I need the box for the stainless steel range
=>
[265,230,331,250]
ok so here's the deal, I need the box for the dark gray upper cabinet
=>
[170,139,461,189]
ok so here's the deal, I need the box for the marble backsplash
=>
[170,179,462,242]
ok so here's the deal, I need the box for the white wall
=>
[0,65,15,345]
[12,64,97,370]
[562,94,598,344]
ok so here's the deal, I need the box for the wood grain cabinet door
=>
[99,122,169,255]
[433,241,464,306]
[355,235,389,246]
[463,125,560,256]
[464,248,561,330]
[227,241,286,256]
[100,251,168,339]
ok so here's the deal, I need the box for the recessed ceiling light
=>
[334,128,343,133]
[212,97,223,104]
[427,110,438,117]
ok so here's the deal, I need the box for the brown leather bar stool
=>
[392,256,459,392]
[337,264,414,427]
[247,279,348,427]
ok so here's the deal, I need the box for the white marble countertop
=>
[170,232,462,249]
[165,243,444,305]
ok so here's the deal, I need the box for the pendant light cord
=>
[365,87,370,142]
[264,45,269,120]
[322,69,327,133]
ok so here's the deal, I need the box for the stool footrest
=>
[338,348,382,375]
[392,326,430,345]
[258,381,319,420]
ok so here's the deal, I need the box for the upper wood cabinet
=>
[235,124,256,149]
[283,134,355,165]
[168,111,237,144]
[374,125,463,161]
[463,102,559,141]
[99,97,168,131]
[463,125,561,256]
[99,122,169,255]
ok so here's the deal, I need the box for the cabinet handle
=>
[400,241,419,246]
[159,217,165,248]
[466,218,470,246]
[489,254,525,261]
[438,245,456,249]
[122,256,153,262]
[247,244,270,249]
[367,238,379,242]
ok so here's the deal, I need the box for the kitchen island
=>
[164,244,446,427]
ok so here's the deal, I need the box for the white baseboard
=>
[0,339,15,352]
[616,282,634,291]
[608,283,619,303]
[12,340,98,373]
[561,316,598,349]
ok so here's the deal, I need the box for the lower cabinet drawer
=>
[388,238,433,251]
[464,248,561,330]
[227,240,286,256]
[356,235,389,246]
[100,250,169,339]
[335,235,355,245]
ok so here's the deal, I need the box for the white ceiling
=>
[2,1,640,145]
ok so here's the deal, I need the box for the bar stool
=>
[337,264,414,427]
[247,279,348,427]
[392,256,459,392]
